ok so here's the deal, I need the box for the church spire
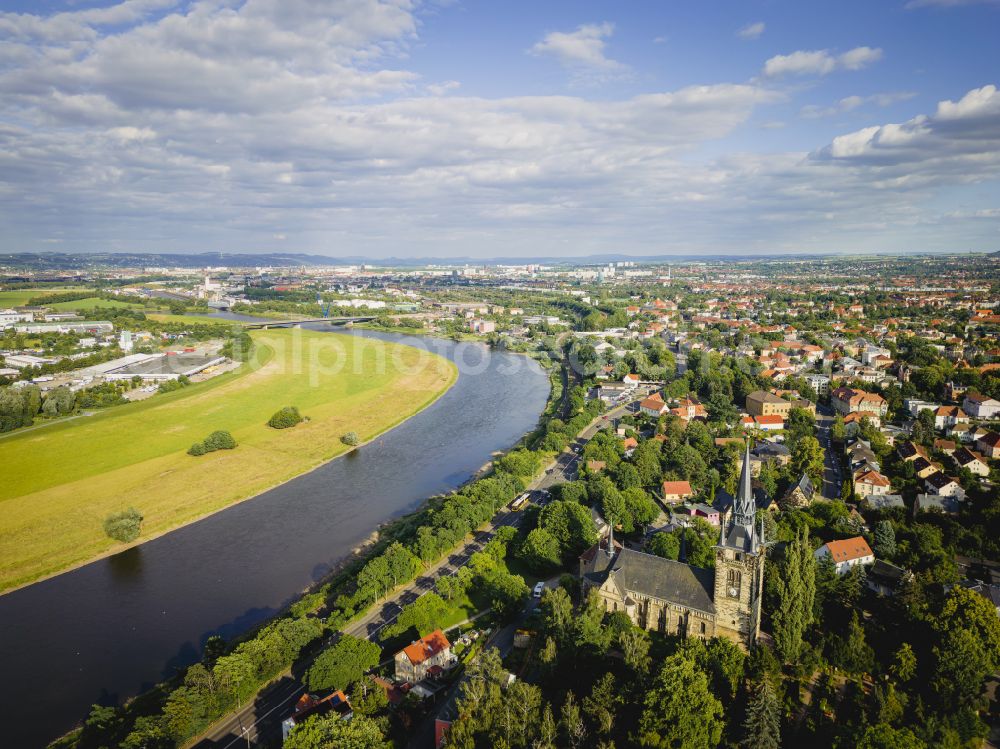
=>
[734,441,756,529]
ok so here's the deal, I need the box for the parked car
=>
[533,581,545,598]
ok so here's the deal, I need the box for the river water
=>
[0,326,550,748]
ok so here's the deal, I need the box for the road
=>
[816,404,844,500]
[191,394,636,748]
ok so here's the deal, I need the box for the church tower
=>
[713,442,767,650]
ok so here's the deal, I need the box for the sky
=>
[0,0,998,259]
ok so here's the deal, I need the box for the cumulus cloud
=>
[737,22,765,39]
[763,46,883,77]
[0,2,997,256]
[530,22,627,74]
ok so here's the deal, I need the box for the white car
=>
[533,581,546,598]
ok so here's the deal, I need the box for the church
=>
[579,444,766,651]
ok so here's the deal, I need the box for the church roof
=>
[598,548,716,614]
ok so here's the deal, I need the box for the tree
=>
[103,507,143,543]
[637,648,724,748]
[742,676,781,749]
[284,713,389,749]
[203,430,237,450]
[560,692,587,749]
[539,500,597,557]
[42,385,75,416]
[791,436,825,486]
[519,528,562,573]
[583,673,621,736]
[889,642,916,684]
[856,724,925,749]
[341,431,360,446]
[873,520,896,558]
[268,405,303,429]
[306,635,381,693]
[539,586,574,641]
[772,528,816,663]
[619,627,651,675]
[380,592,451,640]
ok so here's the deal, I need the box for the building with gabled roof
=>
[581,444,766,651]
[814,536,874,575]
[394,629,454,685]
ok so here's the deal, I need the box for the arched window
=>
[727,568,742,598]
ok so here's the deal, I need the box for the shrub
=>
[341,431,359,446]
[104,508,144,543]
[268,406,303,429]
[204,430,237,451]
[188,430,237,455]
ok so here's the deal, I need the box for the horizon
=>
[1,0,999,257]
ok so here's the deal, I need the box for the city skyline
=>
[1,0,999,257]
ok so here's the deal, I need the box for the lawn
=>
[147,312,246,325]
[0,329,457,592]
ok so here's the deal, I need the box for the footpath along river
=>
[0,326,550,748]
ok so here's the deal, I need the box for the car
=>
[533,581,546,598]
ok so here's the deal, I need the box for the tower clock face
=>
[728,586,739,597]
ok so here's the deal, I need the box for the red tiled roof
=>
[661,480,693,496]
[823,537,874,563]
[401,629,450,666]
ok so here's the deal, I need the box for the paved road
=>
[191,395,635,748]
[816,404,844,500]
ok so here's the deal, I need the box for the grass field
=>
[0,287,92,307]
[45,297,143,311]
[0,329,457,592]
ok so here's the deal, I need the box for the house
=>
[468,319,495,334]
[621,437,639,456]
[580,445,766,651]
[856,470,892,497]
[916,494,962,514]
[923,472,965,499]
[639,393,669,417]
[394,629,455,685]
[281,691,352,743]
[867,494,906,510]
[934,405,969,430]
[933,438,957,455]
[752,414,785,432]
[746,391,792,418]
[911,456,938,479]
[623,373,641,385]
[814,537,875,575]
[676,503,721,526]
[831,387,889,417]
[963,392,1000,419]
[953,447,990,477]
[672,397,707,421]
[661,480,694,504]
[866,560,913,597]
[843,411,881,430]
[976,431,1000,459]
[782,474,816,509]
[897,441,928,463]
[752,441,792,467]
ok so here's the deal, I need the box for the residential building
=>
[746,390,791,418]
[831,387,889,417]
[639,392,668,417]
[394,629,455,685]
[923,472,966,499]
[856,470,892,497]
[976,431,1000,459]
[468,319,495,334]
[782,474,816,509]
[661,480,694,504]
[953,447,989,477]
[934,405,969,430]
[916,494,962,514]
[866,560,913,597]
[963,392,1000,420]
[814,537,875,575]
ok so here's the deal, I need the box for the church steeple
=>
[721,441,760,553]
[733,441,756,529]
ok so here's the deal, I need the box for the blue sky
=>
[0,0,998,258]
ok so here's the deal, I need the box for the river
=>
[0,326,550,748]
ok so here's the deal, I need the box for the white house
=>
[814,537,875,576]
[963,393,1000,420]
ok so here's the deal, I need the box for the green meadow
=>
[0,328,456,592]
